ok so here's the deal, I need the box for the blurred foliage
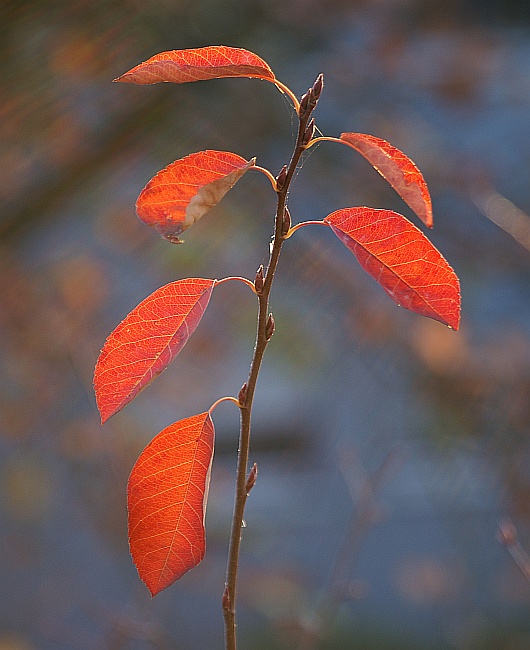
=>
[1,0,530,648]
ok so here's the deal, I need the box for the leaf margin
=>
[339,132,434,228]
[324,206,461,330]
[113,45,276,85]
[135,150,255,243]
[127,411,215,596]
[94,278,216,423]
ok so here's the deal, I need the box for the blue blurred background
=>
[1,1,530,648]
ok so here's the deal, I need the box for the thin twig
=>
[297,449,400,649]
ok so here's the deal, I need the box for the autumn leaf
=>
[325,208,460,329]
[128,412,215,596]
[94,278,215,423]
[339,133,433,228]
[114,45,276,85]
[136,150,254,243]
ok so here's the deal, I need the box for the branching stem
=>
[223,83,318,650]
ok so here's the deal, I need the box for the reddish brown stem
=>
[223,85,318,650]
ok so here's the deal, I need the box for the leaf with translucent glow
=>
[128,412,215,596]
[94,279,215,422]
[136,150,254,243]
[114,46,276,85]
[325,207,460,329]
[339,133,433,228]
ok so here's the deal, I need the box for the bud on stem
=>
[238,382,248,406]
[276,165,288,192]
[312,73,324,99]
[245,462,258,494]
[222,584,231,612]
[282,207,291,236]
[299,91,310,116]
[299,74,324,118]
[254,265,264,294]
[266,313,275,340]
[302,118,315,146]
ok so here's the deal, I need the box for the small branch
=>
[297,449,400,650]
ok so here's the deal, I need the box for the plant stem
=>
[223,100,316,650]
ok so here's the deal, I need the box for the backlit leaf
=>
[340,133,433,228]
[325,208,460,329]
[94,278,215,422]
[128,412,215,596]
[114,46,276,85]
[136,150,254,243]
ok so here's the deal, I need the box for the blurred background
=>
[1,0,530,648]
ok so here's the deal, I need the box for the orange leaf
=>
[136,150,254,243]
[325,208,460,329]
[94,278,215,423]
[114,45,276,85]
[128,412,215,596]
[339,133,433,228]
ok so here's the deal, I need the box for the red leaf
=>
[340,133,433,228]
[94,278,215,423]
[128,412,215,596]
[325,208,460,329]
[114,45,276,85]
[136,150,254,243]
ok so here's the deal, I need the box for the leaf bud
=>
[245,462,258,494]
[238,382,248,406]
[299,90,310,116]
[254,265,264,294]
[276,165,288,192]
[265,313,275,340]
[312,73,324,100]
[222,585,231,612]
[282,207,291,236]
[302,118,315,146]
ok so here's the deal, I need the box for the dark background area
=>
[1,1,530,648]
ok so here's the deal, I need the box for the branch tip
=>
[312,73,324,99]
